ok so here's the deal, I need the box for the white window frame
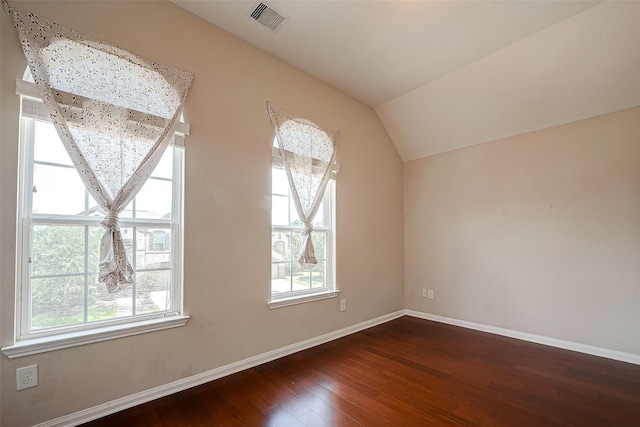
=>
[268,145,339,309]
[2,77,189,358]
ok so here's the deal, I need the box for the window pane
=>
[310,260,326,289]
[291,262,328,291]
[136,228,172,269]
[119,226,135,261]
[31,275,84,330]
[152,146,174,179]
[33,121,71,165]
[33,164,86,215]
[87,226,104,274]
[120,200,134,219]
[272,195,290,226]
[32,225,85,276]
[136,178,172,219]
[312,200,325,227]
[291,232,303,262]
[272,167,289,195]
[89,278,133,319]
[87,201,105,217]
[289,199,300,227]
[311,232,326,261]
[272,231,291,262]
[292,269,312,291]
[271,263,292,294]
[136,270,171,314]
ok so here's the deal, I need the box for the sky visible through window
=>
[33,119,174,218]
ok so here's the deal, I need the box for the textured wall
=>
[0,2,404,425]
[405,106,640,354]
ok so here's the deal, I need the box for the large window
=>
[10,87,185,349]
[270,145,336,306]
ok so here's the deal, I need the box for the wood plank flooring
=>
[81,316,640,426]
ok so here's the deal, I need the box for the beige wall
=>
[0,2,404,425]
[405,106,640,355]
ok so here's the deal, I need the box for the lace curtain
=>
[267,103,338,268]
[4,1,193,293]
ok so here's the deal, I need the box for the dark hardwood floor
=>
[82,316,640,426]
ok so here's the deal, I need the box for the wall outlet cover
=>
[17,364,38,391]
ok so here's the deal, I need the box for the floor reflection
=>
[267,386,336,427]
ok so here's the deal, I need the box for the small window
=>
[270,140,337,306]
[150,231,169,252]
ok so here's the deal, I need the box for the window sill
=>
[1,315,190,359]
[268,290,340,309]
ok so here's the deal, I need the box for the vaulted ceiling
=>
[172,1,640,161]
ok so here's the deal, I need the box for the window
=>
[270,144,337,307]
[3,76,187,357]
[149,231,169,252]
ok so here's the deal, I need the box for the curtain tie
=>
[301,223,313,236]
[101,210,120,231]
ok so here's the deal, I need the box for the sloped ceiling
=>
[172,1,640,161]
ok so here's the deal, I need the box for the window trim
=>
[268,147,338,309]
[1,78,190,358]
[16,78,190,136]
[271,146,339,175]
[267,289,341,310]
[2,315,190,359]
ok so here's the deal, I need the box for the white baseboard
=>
[36,310,405,427]
[405,309,640,366]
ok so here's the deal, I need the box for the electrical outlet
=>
[340,299,347,311]
[16,364,38,391]
[427,290,434,299]
[421,289,427,298]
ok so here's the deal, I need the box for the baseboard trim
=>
[36,310,405,427]
[405,310,640,366]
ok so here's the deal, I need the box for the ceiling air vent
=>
[249,2,289,32]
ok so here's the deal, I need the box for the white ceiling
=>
[172,1,640,161]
